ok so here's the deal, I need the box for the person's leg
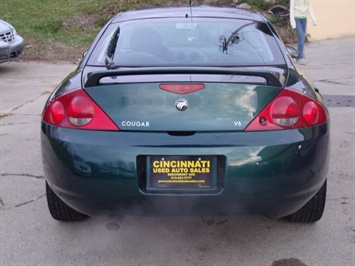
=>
[300,18,307,58]
[295,18,307,59]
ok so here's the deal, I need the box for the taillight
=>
[159,84,205,94]
[271,96,299,126]
[245,88,328,131]
[303,101,319,124]
[42,88,119,131]
[68,96,94,126]
[48,101,64,125]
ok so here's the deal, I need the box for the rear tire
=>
[284,180,327,223]
[46,182,87,221]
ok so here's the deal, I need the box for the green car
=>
[41,5,330,223]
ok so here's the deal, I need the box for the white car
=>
[0,19,24,63]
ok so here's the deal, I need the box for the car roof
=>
[112,5,265,23]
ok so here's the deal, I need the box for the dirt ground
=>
[19,39,86,64]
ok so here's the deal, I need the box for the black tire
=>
[284,179,327,223]
[46,182,88,221]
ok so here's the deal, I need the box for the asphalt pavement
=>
[0,37,354,266]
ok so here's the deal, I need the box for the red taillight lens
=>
[68,96,94,126]
[159,84,205,94]
[303,101,319,124]
[271,96,300,126]
[48,101,64,125]
[43,88,119,131]
[245,88,328,131]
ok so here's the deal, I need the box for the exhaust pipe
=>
[105,214,124,231]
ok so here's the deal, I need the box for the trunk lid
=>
[83,67,286,132]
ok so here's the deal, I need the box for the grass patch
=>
[2,0,109,46]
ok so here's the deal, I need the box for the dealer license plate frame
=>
[146,155,217,191]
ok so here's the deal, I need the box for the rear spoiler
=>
[84,67,286,88]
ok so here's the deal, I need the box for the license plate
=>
[147,155,216,190]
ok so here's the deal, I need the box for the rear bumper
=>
[41,123,330,219]
[0,36,24,63]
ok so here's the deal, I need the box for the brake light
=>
[159,84,205,94]
[271,96,299,126]
[68,96,94,126]
[42,88,119,131]
[48,101,65,125]
[303,101,319,124]
[245,88,328,131]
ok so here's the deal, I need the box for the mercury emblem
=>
[175,98,188,111]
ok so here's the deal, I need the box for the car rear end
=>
[41,6,330,220]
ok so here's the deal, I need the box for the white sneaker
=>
[297,58,308,65]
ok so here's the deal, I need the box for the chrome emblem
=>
[175,98,188,111]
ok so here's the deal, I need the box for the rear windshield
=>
[88,18,285,67]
